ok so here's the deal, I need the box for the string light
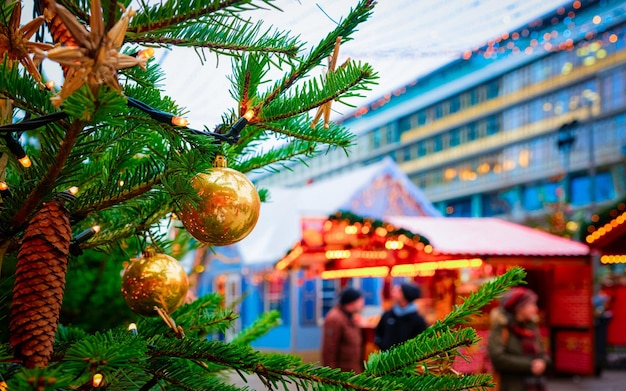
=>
[126,97,245,144]
[92,373,103,387]
[171,116,189,126]
[136,47,155,59]
[0,181,11,198]
[321,266,389,279]
[72,225,101,245]
[227,110,255,140]
[2,135,31,167]
[128,322,138,336]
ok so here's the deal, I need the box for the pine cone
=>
[10,199,72,368]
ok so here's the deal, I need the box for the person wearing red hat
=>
[487,287,551,391]
[321,287,365,373]
[374,282,427,351]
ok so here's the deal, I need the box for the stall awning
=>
[276,215,590,277]
[388,216,590,257]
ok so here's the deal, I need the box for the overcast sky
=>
[26,0,571,127]
[154,0,571,128]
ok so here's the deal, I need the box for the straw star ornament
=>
[34,0,148,108]
[310,36,350,129]
[0,1,53,83]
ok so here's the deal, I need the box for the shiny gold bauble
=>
[121,250,189,317]
[178,156,261,246]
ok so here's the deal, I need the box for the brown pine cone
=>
[10,199,72,368]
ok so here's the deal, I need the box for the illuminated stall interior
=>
[585,199,626,348]
[277,211,593,375]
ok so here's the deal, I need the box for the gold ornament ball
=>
[179,163,261,246]
[121,251,189,317]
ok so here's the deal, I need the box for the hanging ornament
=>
[10,197,72,368]
[121,249,189,317]
[178,155,261,246]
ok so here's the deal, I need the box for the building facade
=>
[255,0,626,227]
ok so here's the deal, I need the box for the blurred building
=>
[255,0,626,227]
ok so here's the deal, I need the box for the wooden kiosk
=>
[278,212,593,375]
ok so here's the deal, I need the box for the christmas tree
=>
[0,0,523,389]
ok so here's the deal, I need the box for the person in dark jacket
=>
[374,282,427,351]
[487,287,551,391]
[321,287,365,373]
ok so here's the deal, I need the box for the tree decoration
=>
[178,155,261,246]
[9,194,73,368]
[34,0,147,107]
[310,36,350,129]
[120,248,189,317]
[0,1,53,83]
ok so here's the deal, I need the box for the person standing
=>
[374,282,427,351]
[487,287,551,391]
[321,287,366,373]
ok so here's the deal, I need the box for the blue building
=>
[255,0,626,231]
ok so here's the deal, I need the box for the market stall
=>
[585,200,626,352]
[277,213,593,375]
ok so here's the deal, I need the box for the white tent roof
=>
[236,157,440,267]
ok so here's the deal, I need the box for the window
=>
[460,92,471,109]
[398,115,413,133]
[266,276,285,313]
[570,172,615,206]
[450,96,461,113]
[433,135,443,153]
[450,128,461,147]
[468,123,478,142]
[445,197,472,217]
[321,279,340,318]
[417,111,427,126]
[486,115,500,136]
[487,79,500,99]
[300,278,317,326]
[482,188,517,217]
[417,141,427,157]
[435,104,443,119]
[371,129,382,149]
[522,182,559,210]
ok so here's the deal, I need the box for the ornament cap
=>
[142,246,157,258]
[213,155,227,168]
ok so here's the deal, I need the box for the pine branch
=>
[9,118,84,230]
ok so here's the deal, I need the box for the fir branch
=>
[145,358,245,391]
[128,0,278,35]
[365,328,478,378]
[128,36,298,57]
[9,118,84,230]
[259,62,376,123]
[230,139,317,173]
[250,0,376,114]
[230,310,281,346]
[72,173,163,219]
[247,117,355,145]
[365,267,526,377]
[435,267,526,330]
